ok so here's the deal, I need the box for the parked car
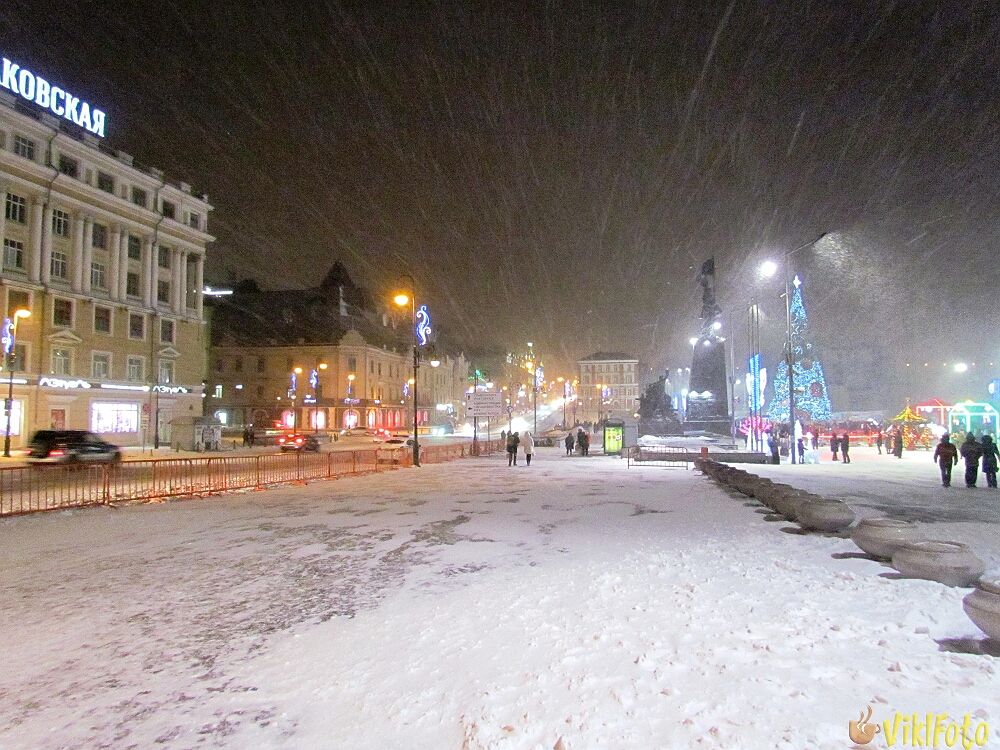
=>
[277,433,320,452]
[27,430,122,464]
[383,436,415,446]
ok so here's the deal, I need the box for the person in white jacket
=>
[521,431,535,466]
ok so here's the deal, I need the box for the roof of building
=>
[209,262,409,351]
[577,352,638,363]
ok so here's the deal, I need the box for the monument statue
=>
[687,257,732,435]
[638,374,681,436]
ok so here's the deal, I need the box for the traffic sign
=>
[467,391,504,417]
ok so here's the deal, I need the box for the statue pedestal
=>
[686,334,731,436]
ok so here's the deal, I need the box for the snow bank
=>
[0,450,996,749]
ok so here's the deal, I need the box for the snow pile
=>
[1,450,997,749]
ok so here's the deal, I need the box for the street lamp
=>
[3,307,31,457]
[392,274,429,467]
[758,232,828,464]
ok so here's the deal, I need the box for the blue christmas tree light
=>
[767,276,833,423]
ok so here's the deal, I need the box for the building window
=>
[97,172,115,193]
[92,223,107,249]
[94,305,112,334]
[13,134,35,160]
[256,385,264,397]
[91,402,139,434]
[131,187,147,208]
[91,262,107,290]
[256,357,265,373]
[10,343,27,371]
[3,239,24,271]
[5,194,26,224]
[158,247,171,268]
[50,251,68,279]
[52,298,73,327]
[232,358,242,372]
[161,200,176,220]
[91,352,111,379]
[58,155,79,178]
[369,360,374,374]
[348,356,357,373]
[52,209,70,237]
[6,290,30,318]
[51,348,72,375]
[160,319,175,344]
[188,212,201,230]
[127,235,141,260]
[157,280,170,304]
[126,272,140,298]
[159,359,175,384]
[128,313,145,340]
[213,384,222,398]
[126,356,144,382]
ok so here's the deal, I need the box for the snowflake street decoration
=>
[415,305,432,346]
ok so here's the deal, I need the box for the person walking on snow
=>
[506,431,520,466]
[876,430,884,455]
[830,433,840,462]
[840,433,851,464]
[767,431,779,465]
[893,429,904,458]
[980,434,999,489]
[564,431,575,456]
[960,432,983,487]
[522,431,535,466]
[933,433,959,487]
[577,428,587,456]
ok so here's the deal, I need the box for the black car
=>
[27,430,122,464]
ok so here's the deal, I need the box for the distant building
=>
[207,263,469,431]
[0,91,213,447]
[576,352,639,423]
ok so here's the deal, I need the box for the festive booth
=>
[915,398,951,428]
[948,401,1000,440]
[890,404,934,450]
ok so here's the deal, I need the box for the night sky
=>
[3,1,999,408]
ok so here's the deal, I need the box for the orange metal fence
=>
[0,440,504,517]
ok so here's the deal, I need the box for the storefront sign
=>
[39,376,91,389]
[1,57,107,137]
[101,383,149,392]
[152,385,189,394]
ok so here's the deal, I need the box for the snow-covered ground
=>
[1,449,997,749]
[748,445,1000,570]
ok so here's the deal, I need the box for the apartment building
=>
[576,351,640,423]
[0,91,213,447]
[207,265,469,432]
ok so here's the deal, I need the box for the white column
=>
[179,250,189,312]
[171,249,183,313]
[143,237,154,307]
[0,186,7,254]
[28,198,43,283]
[108,224,120,301]
[194,254,204,320]
[81,217,93,294]
[40,203,53,285]
[71,215,85,292]
[117,228,129,299]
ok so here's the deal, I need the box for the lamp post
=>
[759,233,828,464]
[3,308,31,457]
[392,275,429,467]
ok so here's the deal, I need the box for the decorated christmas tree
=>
[767,275,833,423]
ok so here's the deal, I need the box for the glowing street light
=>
[758,260,778,278]
[954,362,969,373]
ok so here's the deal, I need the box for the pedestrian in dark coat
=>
[797,437,806,461]
[577,428,587,456]
[933,433,959,487]
[767,431,779,465]
[981,434,999,488]
[960,433,983,487]
[830,434,840,462]
[840,433,851,464]
[581,431,590,456]
[893,430,904,458]
[507,431,520,466]
[876,431,884,454]
[564,432,575,456]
